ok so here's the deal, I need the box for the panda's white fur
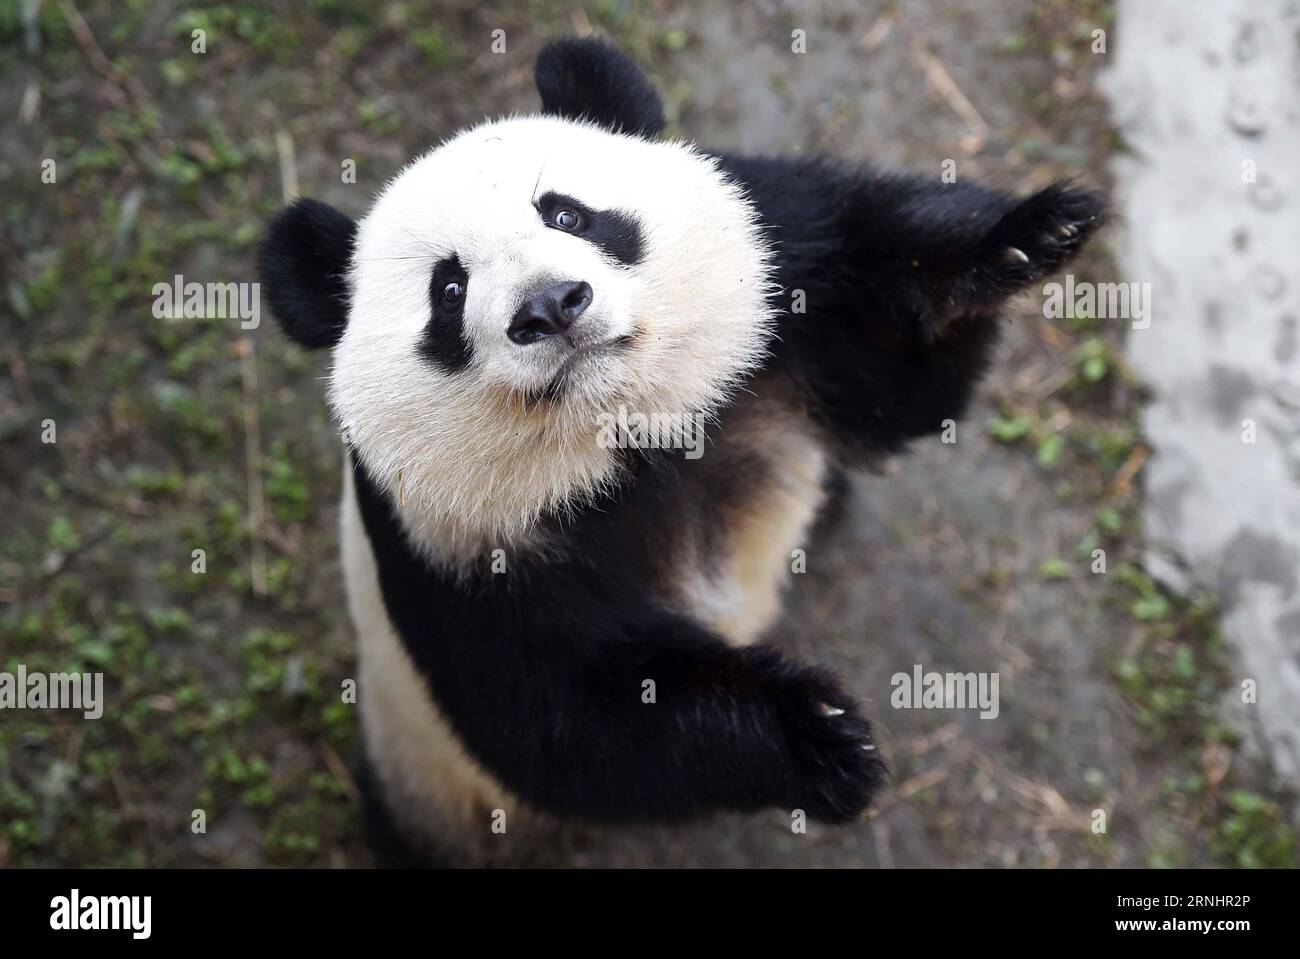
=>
[329,115,777,564]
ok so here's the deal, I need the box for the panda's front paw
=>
[776,671,888,823]
[983,181,1106,284]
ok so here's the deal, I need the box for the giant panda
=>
[258,37,1103,865]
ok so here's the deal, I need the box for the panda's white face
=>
[329,115,775,557]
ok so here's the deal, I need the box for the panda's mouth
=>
[539,334,634,400]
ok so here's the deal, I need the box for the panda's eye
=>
[553,208,581,231]
[441,280,465,305]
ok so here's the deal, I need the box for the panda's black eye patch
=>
[420,254,472,374]
[536,191,644,266]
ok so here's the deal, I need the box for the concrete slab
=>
[1101,0,1300,777]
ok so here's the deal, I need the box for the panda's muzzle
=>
[507,280,593,346]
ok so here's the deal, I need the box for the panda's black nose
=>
[507,281,592,345]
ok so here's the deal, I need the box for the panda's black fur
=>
[535,36,667,138]
[719,158,1097,459]
[260,38,1104,865]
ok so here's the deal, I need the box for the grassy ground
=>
[1,0,1296,867]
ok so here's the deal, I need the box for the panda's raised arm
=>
[719,154,1105,456]
[351,459,884,825]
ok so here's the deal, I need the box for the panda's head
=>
[260,39,775,554]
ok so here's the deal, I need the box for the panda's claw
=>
[775,673,888,823]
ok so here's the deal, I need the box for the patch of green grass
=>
[1215,790,1298,868]
[26,254,65,312]
[411,26,461,68]
[1111,571,1221,734]
[1108,567,1298,866]
[265,440,312,524]
[0,0,72,46]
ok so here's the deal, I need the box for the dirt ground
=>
[1,0,1295,868]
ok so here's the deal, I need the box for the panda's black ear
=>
[535,37,665,138]
[258,198,357,350]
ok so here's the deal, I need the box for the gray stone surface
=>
[1101,0,1300,777]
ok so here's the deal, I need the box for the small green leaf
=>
[990,415,1032,443]
[1097,507,1122,532]
[48,515,81,551]
[1082,355,1107,382]
[1132,594,1171,621]
[1036,433,1064,467]
[1227,790,1266,815]
[1038,557,1071,580]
